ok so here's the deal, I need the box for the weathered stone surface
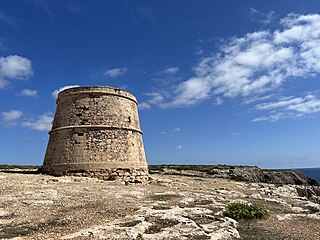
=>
[1,171,320,240]
[42,86,148,180]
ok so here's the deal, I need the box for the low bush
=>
[0,164,40,170]
[223,202,268,220]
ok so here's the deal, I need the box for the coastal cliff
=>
[149,165,319,186]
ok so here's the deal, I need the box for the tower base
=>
[41,167,149,183]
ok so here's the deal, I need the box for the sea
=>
[295,168,320,182]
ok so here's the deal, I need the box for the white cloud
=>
[141,13,320,110]
[139,102,151,110]
[163,67,179,75]
[22,114,53,131]
[214,96,223,105]
[274,14,320,44]
[1,109,23,127]
[16,88,38,97]
[0,55,33,88]
[170,30,297,106]
[1,110,23,121]
[231,132,240,136]
[52,85,80,98]
[171,77,211,107]
[160,131,166,135]
[139,92,165,110]
[103,68,127,78]
[145,92,164,105]
[175,145,183,150]
[173,127,181,132]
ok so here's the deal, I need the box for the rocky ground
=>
[0,170,320,240]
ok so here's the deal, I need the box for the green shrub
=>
[0,164,40,170]
[223,202,268,220]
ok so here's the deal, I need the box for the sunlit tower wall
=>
[42,86,148,182]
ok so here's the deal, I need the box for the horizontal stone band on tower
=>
[49,125,143,135]
[42,86,149,182]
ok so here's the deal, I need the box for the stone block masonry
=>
[42,86,148,182]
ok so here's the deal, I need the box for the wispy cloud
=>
[175,145,183,150]
[20,137,31,142]
[173,127,181,132]
[52,85,79,98]
[214,96,223,105]
[0,39,8,52]
[252,113,285,122]
[139,102,151,110]
[0,55,33,89]
[103,68,127,78]
[64,4,83,14]
[28,0,54,17]
[162,67,179,75]
[16,88,38,97]
[27,0,84,17]
[152,67,182,89]
[195,46,204,55]
[139,92,165,110]
[132,6,154,24]
[22,113,53,131]
[253,94,320,122]
[1,110,23,127]
[0,10,19,27]
[256,96,305,110]
[242,94,274,105]
[249,8,276,25]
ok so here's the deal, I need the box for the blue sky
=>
[1,0,320,168]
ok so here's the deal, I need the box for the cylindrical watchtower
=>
[42,86,148,182]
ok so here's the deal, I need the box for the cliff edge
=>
[149,165,319,186]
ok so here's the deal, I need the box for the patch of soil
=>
[0,218,70,239]
[118,220,142,227]
[187,234,211,240]
[144,217,180,234]
[148,193,182,201]
[151,205,172,210]
[238,219,297,240]
[242,198,293,214]
[189,214,216,225]
[182,199,214,208]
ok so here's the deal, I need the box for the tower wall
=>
[42,86,148,181]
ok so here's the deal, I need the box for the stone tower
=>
[42,86,148,181]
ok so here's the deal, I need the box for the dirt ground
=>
[0,170,319,239]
